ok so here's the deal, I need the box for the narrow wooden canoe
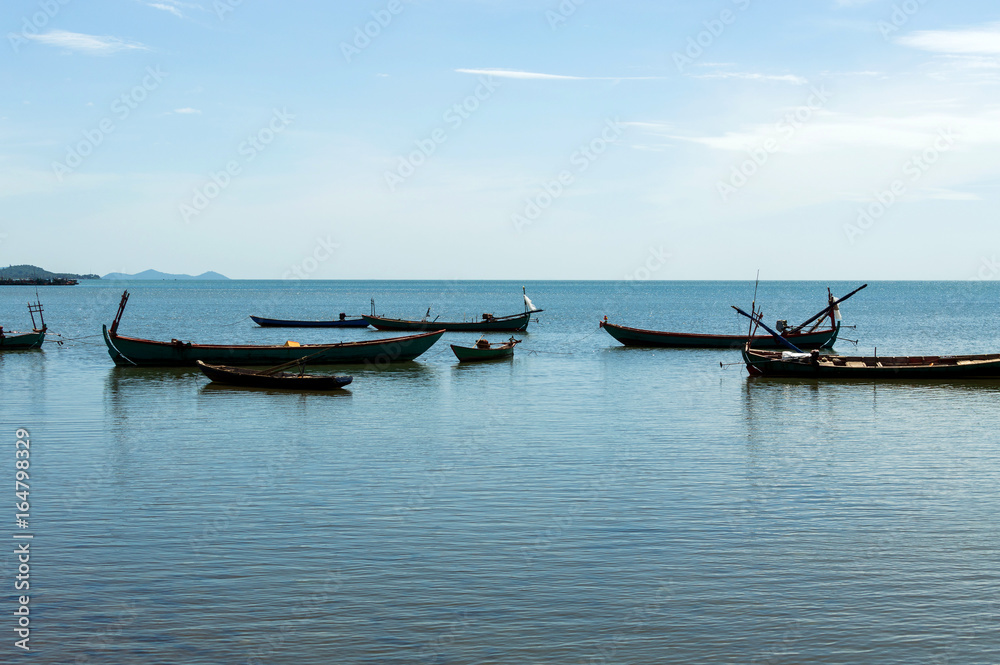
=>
[364,310,540,332]
[196,361,353,390]
[103,326,445,367]
[743,348,1000,379]
[0,329,45,350]
[600,321,839,350]
[250,315,370,328]
[450,338,520,362]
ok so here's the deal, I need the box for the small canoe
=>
[450,337,520,362]
[742,348,1000,379]
[250,315,370,328]
[600,321,839,350]
[196,361,353,389]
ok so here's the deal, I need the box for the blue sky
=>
[3,0,999,279]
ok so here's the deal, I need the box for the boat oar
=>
[732,306,805,353]
[791,283,868,331]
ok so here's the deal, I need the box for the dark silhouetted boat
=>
[601,284,866,350]
[196,361,353,389]
[364,288,542,332]
[250,314,370,328]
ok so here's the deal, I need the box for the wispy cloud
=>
[455,68,663,80]
[693,72,808,85]
[148,3,184,18]
[141,0,201,19]
[897,23,1000,54]
[25,30,148,55]
[173,107,201,114]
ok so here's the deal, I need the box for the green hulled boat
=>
[450,337,520,362]
[103,291,443,367]
[1,299,47,350]
[0,329,45,350]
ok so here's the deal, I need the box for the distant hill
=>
[0,265,100,280]
[102,269,229,280]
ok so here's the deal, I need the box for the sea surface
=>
[3,280,1000,664]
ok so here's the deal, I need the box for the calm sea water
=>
[4,280,1000,664]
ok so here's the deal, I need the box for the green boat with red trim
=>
[102,291,443,367]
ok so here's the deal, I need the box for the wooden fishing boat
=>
[599,321,839,349]
[742,348,1000,379]
[250,314,370,328]
[364,288,542,332]
[0,329,46,350]
[601,284,865,350]
[450,337,520,362]
[103,291,443,367]
[196,361,353,389]
[366,311,537,332]
[1,300,47,350]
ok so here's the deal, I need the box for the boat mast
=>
[110,290,130,336]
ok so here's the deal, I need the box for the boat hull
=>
[103,326,444,367]
[450,344,515,362]
[0,330,45,350]
[196,361,353,389]
[600,321,839,349]
[743,349,1000,379]
[364,310,539,332]
[250,316,370,328]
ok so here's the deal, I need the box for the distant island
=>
[102,269,229,280]
[0,264,100,285]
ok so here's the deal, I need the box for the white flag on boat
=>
[833,302,842,322]
[523,294,538,311]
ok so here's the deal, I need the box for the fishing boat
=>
[741,348,1000,379]
[363,288,542,332]
[450,337,520,362]
[250,314,370,328]
[103,291,443,367]
[600,284,866,350]
[1,300,47,350]
[195,361,353,389]
[599,321,839,350]
[731,300,1000,379]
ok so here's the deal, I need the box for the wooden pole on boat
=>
[746,271,760,340]
[792,283,867,331]
[110,290,130,336]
